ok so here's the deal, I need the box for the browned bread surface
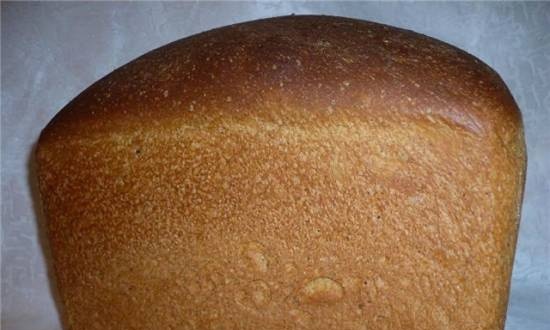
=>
[36,15,526,330]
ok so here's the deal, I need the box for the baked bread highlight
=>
[36,15,526,330]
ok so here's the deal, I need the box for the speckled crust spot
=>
[235,280,271,312]
[241,242,269,274]
[36,15,526,330]
[301,277,344,304]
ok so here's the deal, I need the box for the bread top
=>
[39,15,522,147]
[36,16,527,329]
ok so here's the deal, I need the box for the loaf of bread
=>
[36,15,526,330]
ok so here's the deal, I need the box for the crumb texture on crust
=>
[36,15,526,330]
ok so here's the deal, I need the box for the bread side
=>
[36,15,526,330]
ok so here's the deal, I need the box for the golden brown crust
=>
[39,15,521,144]
[36,15,526,330]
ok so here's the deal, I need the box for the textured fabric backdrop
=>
[2,2,549,329]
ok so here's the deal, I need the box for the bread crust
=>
[36,15,526,329]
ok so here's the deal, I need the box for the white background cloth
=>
[2,2,549,329]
